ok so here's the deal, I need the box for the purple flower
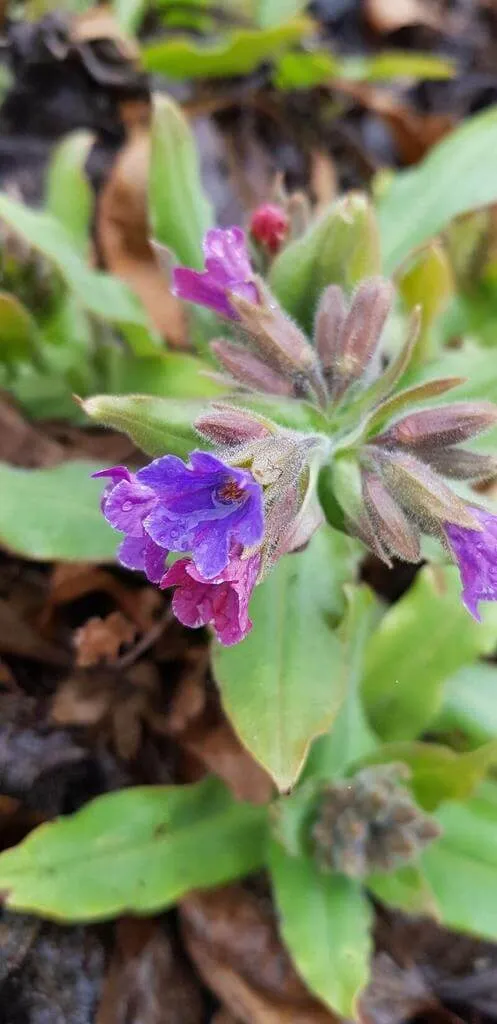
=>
[138,450,264,580]
[93,466,168,584]
[161,549,260,645]
[173,227,259,320]
[445,506,497,620]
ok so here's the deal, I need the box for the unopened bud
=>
[249,203,290,255]
[378,402,497,450]
[426,447,497,482]
[314,284,348,384]
[362,470,421,563]
[194,403,274,446]
[329,278,394,403]
[229,283,327,406]
[210,338,292,396]
[369,448,481,531]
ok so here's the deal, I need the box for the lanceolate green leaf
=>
[149,95,214,270]
[435,663,497,746]
[142,18,310,78]
[0,461,117,563]
[303,585,379,782]
[0,193,160,356]
[82,393,207,459]
[421,783,497,941]
[213,527,361,791]
[45,130,94,257]
[379,106,497,273]
[269,839,373,1017]
[0,293,39,363]
[362,566,497,741]
[269,193,380,333]
[0,778,267,922]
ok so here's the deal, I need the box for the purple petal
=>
[173,267,234,319]
[144,538,168,585]
[118,535,147,572]
[445,505,497,621]
[103,479,157,537]
[190,520,231,579]
[92,465,132,485]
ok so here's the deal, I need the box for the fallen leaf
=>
[74,612,137,667]
[97,124,186,346]
[0,691,89,811]
[0,596,67,666]
[310,150,337,214]
[336,81,454,164]
[44,563,162,632]
[0,394,63,468]
[96,917,204,1024]
[1,918,106,1022]
[364,0,442,34]
[180,885,337,1023]
[359,953,436,1024]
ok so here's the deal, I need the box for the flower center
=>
[217,478,245,504]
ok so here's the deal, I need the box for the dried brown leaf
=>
[335,82,454,165]
[364,0,442,34]
[97,917,204,1024]
[180,886,337,1024]
[45,563,162,632]
[74,612,137,668]
[0,394,63,469]
[97,126,186,346]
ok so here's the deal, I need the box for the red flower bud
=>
[249,203,289,255]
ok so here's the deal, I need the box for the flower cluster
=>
[95,452,264,645]
[96,224,497,642]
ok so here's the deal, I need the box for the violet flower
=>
[445,506,497,620]
[93,467,167,584]
[173,227,259,320]
[161,549,260,645]
[139,450,264,580]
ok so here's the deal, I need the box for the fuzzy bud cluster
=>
[310,765,441,878]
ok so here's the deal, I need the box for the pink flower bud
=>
[249,203,289,255]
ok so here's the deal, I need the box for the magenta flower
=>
[93,467,167,584]
[173,227,259,320]
[138,450,264,580]
[445,506,497,620]
[161,549,260,645]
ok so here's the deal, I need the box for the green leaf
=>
[0,293,38,363]
[273,50,339,89]
[149,95,214,271]
[304,585,380,782]
[0,193,160,356]
[0,460,118,562]
[360,739,497,810]
[380,106,497,273]
[421,783,497,941]
[397,241,454,367]
[212,526,360,791]
[269,193,380,334]
[367,864,438,917]
[269,840,373,1017]
[362,566,497,741]
[341,51,455,83]
[435,663,497,746]
[112,0,147,32]
[82,393,207,459]
[256,0,308,28]
[142,18,310,78]
[0,777,266,922]
[45,130,94,256]
[103,350,224,400]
